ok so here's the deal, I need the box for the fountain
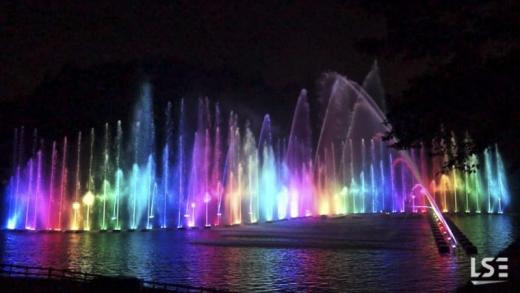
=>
[3,63,511,236]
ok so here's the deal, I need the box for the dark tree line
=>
[356,0,519,173]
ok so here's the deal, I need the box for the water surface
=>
[0,214,516,292]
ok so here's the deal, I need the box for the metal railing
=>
[0,263,228,292]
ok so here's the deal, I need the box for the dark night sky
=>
[0,1,428,101]
[1,1,518,189]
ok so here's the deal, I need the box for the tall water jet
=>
[362,60,387,114]
[47,141,57,230]
[419,143,428,211]
[185,98,211,227]
[286,89,312,218]
[24,158,34,229]
[72,132,81,230]
[410,149,418,212]
[203,128,211,227]
[349,139,356,213]
[211,103,222,226]
[131,151,138,230]
[464,168,470,213]
[130,82,156,229]
[16,127,25,224]
[495,145,509,214]
[258,114,276,222]
[379,140,385,212]
[146,157,155,229]
[162,102,173,228]
[6,128,19,229]
[33,149,42,229]
[24,129,38,229]
[100,123,110,230]
[450,133,458,212]
[361,139,366,213]
[370,139,376,213]
[243,124,258,223]
[389,154,396,212]
[146,159,155,230]
[400,160,407,213]
[177,99,186,228]
[223,111,242,225]
[85,128,95,230]
[58,137,68,230]
[452,166,458,212]
[162,144,170,228]
[484,148,494,213]
[113,121,123,229]
[8,126,24,229]
[315,74,358,165]
[472,155,482,213]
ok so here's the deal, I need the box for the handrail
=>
[0,263,227,292]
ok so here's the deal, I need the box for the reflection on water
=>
[0,215,517,292]
[449,214,518,257]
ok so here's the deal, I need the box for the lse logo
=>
[471,257,508,285]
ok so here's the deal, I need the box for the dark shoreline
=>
[0,272,227,293]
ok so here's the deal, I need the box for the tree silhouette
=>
[357,0,519,173]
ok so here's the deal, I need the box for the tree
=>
[357,0,520,173]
